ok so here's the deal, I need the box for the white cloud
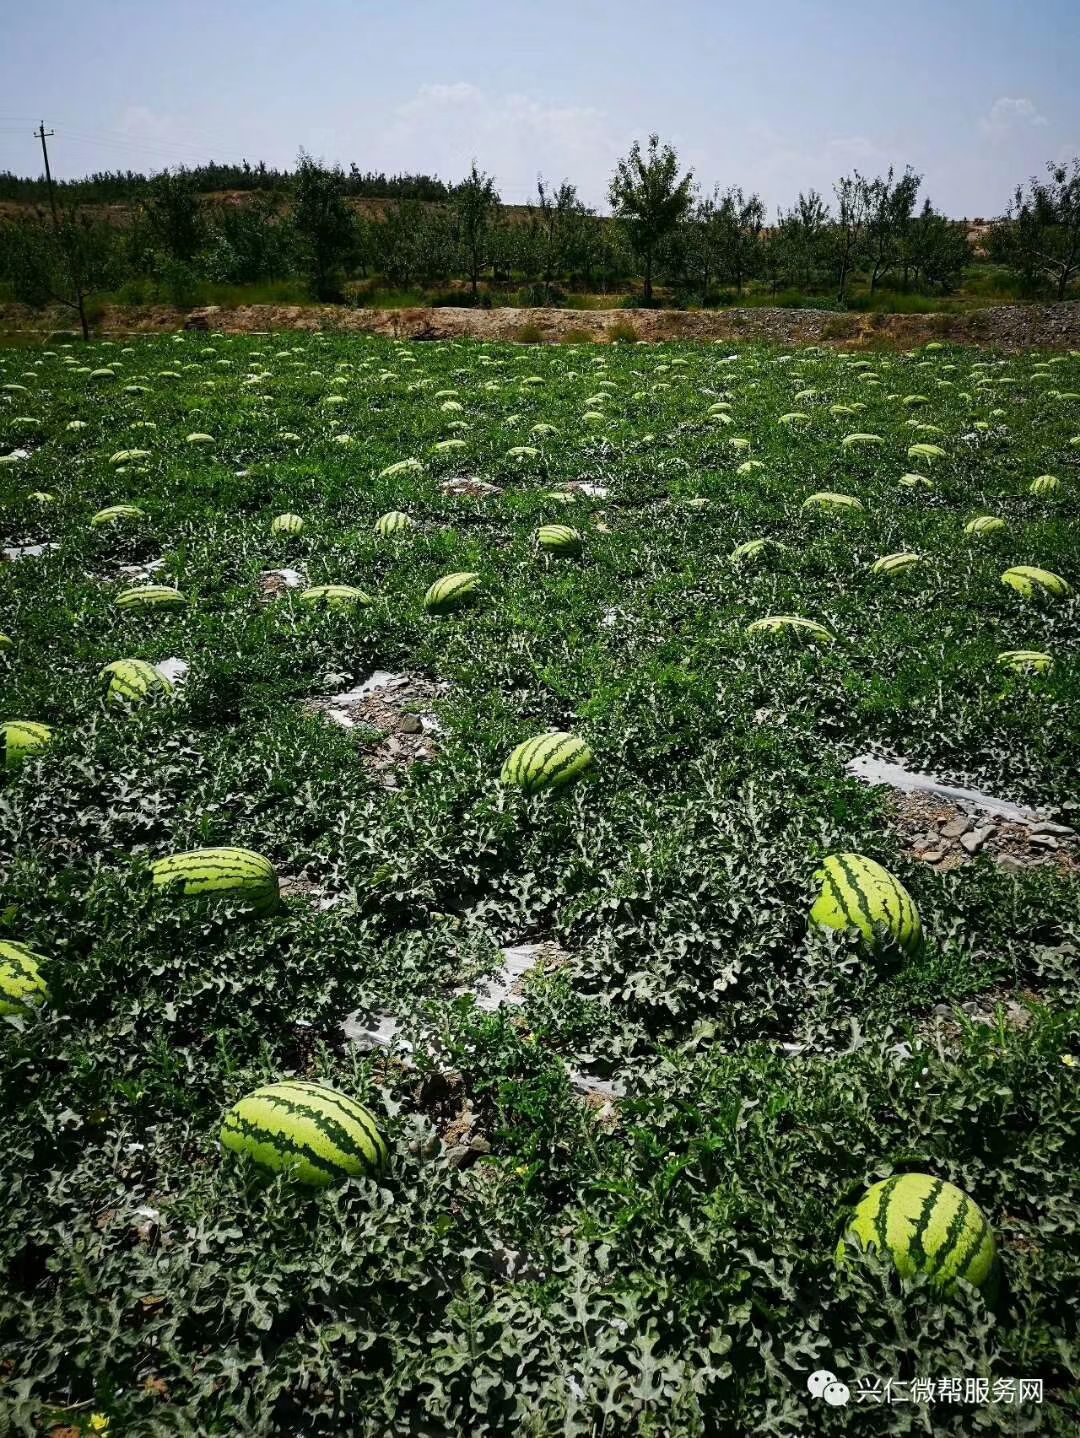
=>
[380,83,617,205]
[980,97,1048,137]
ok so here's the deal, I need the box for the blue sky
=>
[1,0,1076,217]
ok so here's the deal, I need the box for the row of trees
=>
[2,140,1079,331]
[0,160,450,205]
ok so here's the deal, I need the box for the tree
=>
[905,201,971,292]
[608,134,694,303]
[859,166,922,292]
[376,199,430,288]
[204,192,290,285]
[533,177,588,301]
[141,168,204,263]
[768,189,831,293]
[713,186,765,295]
[989,158,1080,300]
[831,172,871,301]
[291,151,357,301]
[452,162,500,301]
[3,207,122,339]
[685,189,725,299]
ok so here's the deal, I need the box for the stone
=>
[997,854,1028,875]
[399,713,423,734]
[1028,833,1059,850]
[920,848,948,864]
[940,816,972,839]
[960,825,996,854]
[1029,821,1075,837]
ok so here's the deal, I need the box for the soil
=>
[4,299,1080,351]
[306,672,445,786]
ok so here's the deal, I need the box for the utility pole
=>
[34,122,59,228]
[33,121,89,340]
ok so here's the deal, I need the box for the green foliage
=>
[1,332,1078,1435]
[608,134,695,302]
[291,151,358,302]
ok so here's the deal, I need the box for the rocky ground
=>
[4,299,1080,350]
[888,790,1078,875]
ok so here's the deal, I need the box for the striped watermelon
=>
[537,524,582,556]
[837,1173,996,1291]
[1001,566,1070,599]
[871,551,921,576]
[746,615,834,643]
[802,492,865,513]
[0,634,12,651]
[271,513,304,535]
[811,853,923,957]
[1029,475,1060,497]
[0,940,50,1017]
[116,585,187,610]
[109,449,151,465]
[501,732,593,794]
[91,504,145,528]
[151,847,279,914]
[996,649,1053,675]
[375,511,414,537]
[2,720,53,769]
[99,659,174,707]
[964,516,1006,537]
[424,572,480,615]
[730,538,780,564]
[299,584,373,609]
[220,1081,387,1187]
[840,433,883,448]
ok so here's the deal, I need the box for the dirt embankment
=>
[3,300,1080,350]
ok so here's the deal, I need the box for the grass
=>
[1,333,1079,1435]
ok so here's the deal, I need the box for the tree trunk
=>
[643,252,653,304]
[76,288,89,341]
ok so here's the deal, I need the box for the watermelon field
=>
[2,329,1079,1436]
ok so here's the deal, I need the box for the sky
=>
[1,0,1077,218]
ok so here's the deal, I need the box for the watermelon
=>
[299,585,373,609]
[220,1080,388,1187]
[2,720,53,769]
[803,492,865,513]
[0,940,50,1017]
[871,552,921,576]
[99,659,174,707]
[730,538,780,564]
[1029,475,1060,497]
[810,853,923,957]
[151,847,280,914]
[964,516,1006,537]
[501,732,593,794]
[837,1173,996,1291]
[375,511,414,537]
[746,615,834,643]
[116,585,187,610]
[996,649,1053,675]
[91,504,145,528]
[1001,566,1071,599]
[271,513,304,535]
[537,524,582,556]
[424,572,480,615]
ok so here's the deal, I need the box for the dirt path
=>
[3,299,1080,350]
